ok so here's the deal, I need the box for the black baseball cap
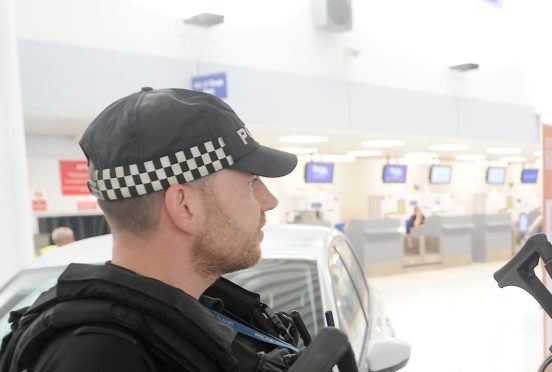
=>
[80,87,297,201]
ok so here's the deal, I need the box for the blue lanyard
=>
[211,310,298,352]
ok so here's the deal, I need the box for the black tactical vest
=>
[0,263,298,372]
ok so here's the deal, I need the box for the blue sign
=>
[192,72,227,98]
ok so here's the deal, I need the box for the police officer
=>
[2,88,298,372]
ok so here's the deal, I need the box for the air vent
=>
[449,63,479,72]
[312,0,352,32]
[183,13,224,27]
[480,0,502,7]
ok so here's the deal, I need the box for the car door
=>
[328,237,370,366]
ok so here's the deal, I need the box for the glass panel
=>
[225,258,324,336]
[332,239,370,317]
[328,248,368,359]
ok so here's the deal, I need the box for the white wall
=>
[13,0,552,115]
[0,0,35,287]
[26,136,99,222]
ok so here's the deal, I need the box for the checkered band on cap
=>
[88,137,234,201]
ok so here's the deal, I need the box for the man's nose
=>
[256,180,278,212]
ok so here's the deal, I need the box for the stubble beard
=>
[191,192,264,279]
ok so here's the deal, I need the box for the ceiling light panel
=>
[401,157,440,165]
[361,140,406,148]
[429,144,469,152]
[347,150,384,157]
[499,156,526,163]
[279,135,329,144]
[279,147,319,155]
[404,152,438,159]
[478,160,507,167]
[455,154,485,161]
[485,147,521,154]
[314,154,355,162]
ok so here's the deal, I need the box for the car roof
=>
[26,224,339,270]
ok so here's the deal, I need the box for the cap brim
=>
[231,145,298,177]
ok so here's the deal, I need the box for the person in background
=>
[406,205,425,234]
[52,226,76,247]
[37,226,75,257]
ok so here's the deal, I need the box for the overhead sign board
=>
[192,72,227,98]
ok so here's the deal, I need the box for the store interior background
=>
[3,0,552,370]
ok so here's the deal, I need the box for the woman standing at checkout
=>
[406,205,425,234]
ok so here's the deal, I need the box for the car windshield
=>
[0,259,324,339]
[0,266,65,336]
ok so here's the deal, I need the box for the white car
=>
[0,224,410,372]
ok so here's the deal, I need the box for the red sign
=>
[32,199,48,211]
[77,200,97,211]
[60,160,90,195]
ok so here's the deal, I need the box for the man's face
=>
[191,169,278,278]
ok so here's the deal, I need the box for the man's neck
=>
[111,234,215,299]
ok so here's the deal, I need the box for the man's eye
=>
[250,175,259,186]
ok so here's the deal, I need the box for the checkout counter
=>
[471,213,513,262]
[345,219,403,276]
[409,216,474,267]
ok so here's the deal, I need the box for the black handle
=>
[325,310,335,327]
[287,327,357,372]
[290,310,312,346]
[494,233,552,318]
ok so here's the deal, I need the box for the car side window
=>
[225,258,325,337]
[328,247,368,359]
[332,238,370,319]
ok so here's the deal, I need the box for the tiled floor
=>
[370,261,545,372]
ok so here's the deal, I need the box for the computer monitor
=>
[429,165,452,184]
[486,166,506,185]
[383,164,407,183]
[521,168,538,184]
[304,162,334,183]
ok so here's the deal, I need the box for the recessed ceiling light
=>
[499,156,526,163]
[404,152,438,158]
[347,150,384,157]
[478,160,507,167]
[279,135,329,144]
[429,144,469,152]
[401,157,440,165]
[279,147,318,155]
[534,150,543,157]
[313,154,355,162]
[361,140,405,148]
[456,154,485,161]
[485,147,521,154]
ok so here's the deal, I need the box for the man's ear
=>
[164,184,201,235]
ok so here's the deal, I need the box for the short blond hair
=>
[88,162,166,237]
